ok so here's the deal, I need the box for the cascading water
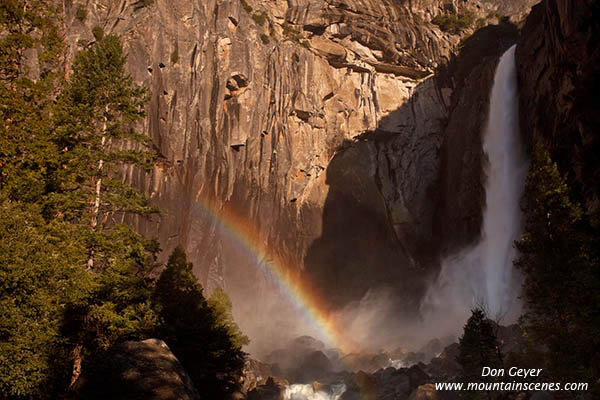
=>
[420,45,529,335]
[283,384,346,400]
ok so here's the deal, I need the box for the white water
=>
[283,384,346,400]
[420,45,528,335]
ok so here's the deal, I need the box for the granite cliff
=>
[517,0,600,219]
[62,0,537,339]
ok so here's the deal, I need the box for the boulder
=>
[408,384,439,400]
[292,350,333,383]
[425,343,461,379]
[71,339,200,400]
[242,358,284,393]
[247,377,284,400]
[341,371,377,400]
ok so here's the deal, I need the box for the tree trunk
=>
[69,343,83,388]
[62,0,69,80]
[87,105,108,270]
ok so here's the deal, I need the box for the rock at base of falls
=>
[247,377,285,400]
[70,339,200,400]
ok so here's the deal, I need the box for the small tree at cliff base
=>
[457,308,504,400]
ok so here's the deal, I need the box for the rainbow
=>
[189,196,357,355]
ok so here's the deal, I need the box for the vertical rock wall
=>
[63,0,538,321]
[517,0,600,217]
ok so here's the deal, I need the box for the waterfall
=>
[421,45,528,334]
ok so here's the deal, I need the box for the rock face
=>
[71,339,200,400]
[63,0,537,343]
[434,22,520,255]
[516,0,600,218]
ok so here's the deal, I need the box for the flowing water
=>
[420,45,529,334]
[283,384,346,400]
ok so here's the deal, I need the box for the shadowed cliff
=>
[302,22,521,315]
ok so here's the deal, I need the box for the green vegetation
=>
[92,25,104,40]
[171,46,179,64]
[154,248,245,398]
[75,5,87,22]
[0,4,246,398]
[432,11,476,34]
[282,22,303,43]
[0,202,92,397]
[240,0,253,13]
[457,308,503,400]
[454,144,600,398]
[252,11,268,26]
[515,144,600,386]
[209,288,250,348]
[300,40,311,50]
[260,33,270,44]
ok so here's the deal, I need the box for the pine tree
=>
[52,34,157,270]
[457,308,503,400]
[208,287,250,348]
[0,200,93,399]
[0,0,63,204]
[515,144,600,386]
[153,247,246,398]
[48,33,163,386]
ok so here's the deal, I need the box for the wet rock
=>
[242,358,284,393]
[374,368,411,399]
[339,352,392,373]
[247,377,285,400]
[292,350,333,383]
[425,343,460,379]
[290,335,326,353]
[407,365,429,389]
[434,22,521,254]
[341,371,377,400]
[408,384,439,400]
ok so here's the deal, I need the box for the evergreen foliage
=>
[53,34,156,226]
[0,9,247,397]
[0,0,62,204]
[208,287,250,348]
[457,308,503,400]
[153,247,246,398]
[515,144,600,386]
[432,11,476,34]
[0,201,92,398]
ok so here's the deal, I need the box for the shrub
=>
[170,47,179,64]
[240,0,252,13]
[432,11,476,34]
[252,11,268,26]
[92,26,104,41]
[133,0,154,10]
[260,33,269,44]
[282,23,302,41]
[75,5,87,22]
